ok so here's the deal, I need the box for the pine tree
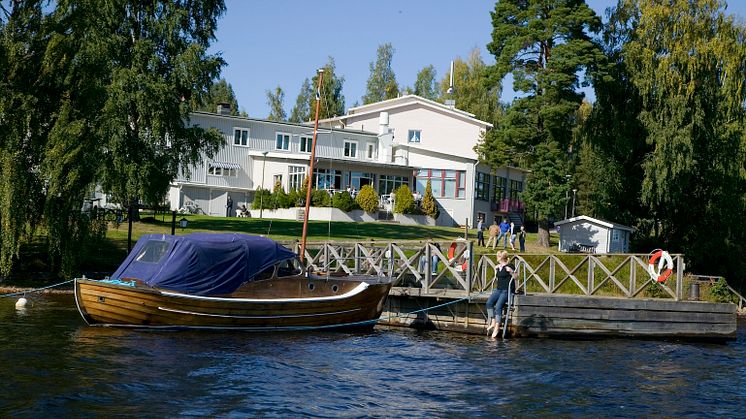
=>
[194,78,241,115]
[481,0,604,246]
[309,57,345,119]
[439,49,502,124]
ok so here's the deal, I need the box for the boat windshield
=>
[276,258,303,277]
[135,240,170,263]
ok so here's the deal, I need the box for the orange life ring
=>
[648,249,673,283]
[448,241,469,272]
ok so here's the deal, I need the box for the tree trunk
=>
[537,218,551,248]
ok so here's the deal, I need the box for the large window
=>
[408,130,421,143]
[475,172,490,201]
[343,140,357,158]
[493,176,507,202]
[233,128,249,146]
[350,172,375,190]
[276,132,290,150]
[415,169,465,198]
[313,168,342,190]
[378,175,408,195]
[509,180,523,201]
[288,166,306,191]
[300,136,313,153]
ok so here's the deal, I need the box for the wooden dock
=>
[381,290,738,341]
[297,241,741,341]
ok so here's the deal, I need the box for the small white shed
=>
[555,215,634,254]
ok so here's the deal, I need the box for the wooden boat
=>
[75,69,392,330]
[75,233,392,330]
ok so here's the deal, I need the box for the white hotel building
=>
[169,95,527,227]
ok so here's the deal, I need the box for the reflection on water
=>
[1,295,745,416]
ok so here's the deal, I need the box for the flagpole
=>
[299,68,324,264]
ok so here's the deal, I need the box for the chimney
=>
[216,102,231,115]
[378,112,389,135]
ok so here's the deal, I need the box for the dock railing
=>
[290,240,696,302]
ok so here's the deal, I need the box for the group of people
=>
[476,217,526,251]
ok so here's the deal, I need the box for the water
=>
[1,294,745,417]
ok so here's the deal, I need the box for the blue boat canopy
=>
[111,233,298,295]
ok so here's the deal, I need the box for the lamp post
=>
[572,188,577,218]
[259,151,268,219]
[564,174,571,219]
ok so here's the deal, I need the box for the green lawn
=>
[9,214,558,282]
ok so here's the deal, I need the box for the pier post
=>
[466,240,473,296]
[424,243,431,292]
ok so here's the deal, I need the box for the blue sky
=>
[210,0,746,118]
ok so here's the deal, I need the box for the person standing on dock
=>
[486,250,517,338]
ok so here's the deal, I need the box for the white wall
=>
[559,220,611,254]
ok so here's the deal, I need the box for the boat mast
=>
[299,68,325,263]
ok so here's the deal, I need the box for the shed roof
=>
[555,215,635,232]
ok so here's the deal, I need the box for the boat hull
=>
[75,277,392,330]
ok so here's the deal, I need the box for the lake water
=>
[1,294,744,417]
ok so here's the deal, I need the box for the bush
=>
[355,185,379,213]
[287,189,300,207]
[393,184,416,214]
[311,189,331,207]
[710,278,735,303]
[271,181,291,209]
[420,179,439,218]
[251,188,272,210]
[332,191,358,212]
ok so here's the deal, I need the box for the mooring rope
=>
[0,279,75,298]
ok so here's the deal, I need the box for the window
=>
[233,128,249,146]
[277,258,302,277]
[275,132,290,150]
[350,172,375,190]
[367,143,376,159]
[208,164,239,177]
[493,176,507,202]
[313,168,342,190]
[288,166,306,191]
[343,140,357,158]
[408,130,421,143]
[272,174,283,187]
[509,180,523,201]
[135,240,170,263]
[475,172,490,201]
[378,175,408,195]
[300,136,313,153]
[415,168,466,199]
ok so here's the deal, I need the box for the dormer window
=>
[408,130,421,143]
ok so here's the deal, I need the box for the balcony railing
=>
[490,198,524,213]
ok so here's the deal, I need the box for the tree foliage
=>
[332,191,357,212]
[0,0,226,277]
[363,43,399,104]
[266,86,286,121]
[480,0,603,246]
[309,57,346,120]
[412,65,439,100]
[439,49,502,124]
[621,0,746,276]
[289,78,312,123]
[194,78,241,116]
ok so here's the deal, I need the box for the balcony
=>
[490,199,524,213]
